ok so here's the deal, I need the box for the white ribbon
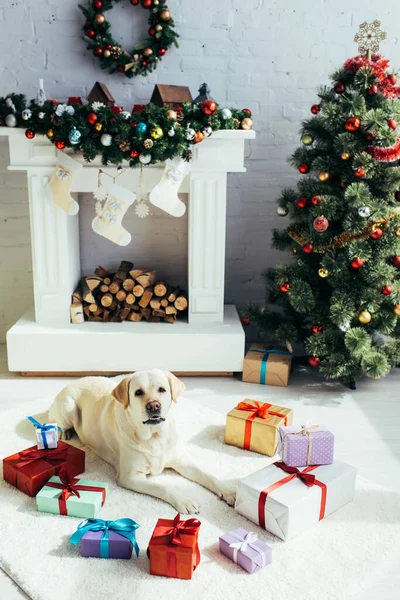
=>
[167,168,185,184]
[228,531,266,566]
[55,103,75,117]
[56,168,70,181]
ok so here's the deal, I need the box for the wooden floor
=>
[0,344,399,599]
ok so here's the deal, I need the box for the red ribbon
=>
[16,447,68,469]
[237,401,288,451]
[44,468,106,516]
[257,462,327,529]
[151,513,201,577]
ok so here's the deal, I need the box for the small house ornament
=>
[87,82,115,108]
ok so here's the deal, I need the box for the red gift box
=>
[147,513,201,580]
[2,441,85,497]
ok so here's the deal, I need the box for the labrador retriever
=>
[48,370,236,513]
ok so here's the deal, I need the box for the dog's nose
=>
[146,401,161,413]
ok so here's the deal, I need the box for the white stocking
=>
[149,157,191,217]
[91,182,136,246]
[44,151,82,215]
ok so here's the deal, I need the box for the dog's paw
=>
[170,495,200,515]
[216,478,237,506]
[59,428,74,441]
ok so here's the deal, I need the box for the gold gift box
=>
[242,344,292,387]
[224,399,293,456]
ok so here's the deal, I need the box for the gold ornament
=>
[47,129,54,138]
[167,109,177,120]
[341,152,351,160]
[393,304,400,316]
[155,24,163,32]
[151,126,163,140]
[318,268,329,278]
[396,227,400,237]
[143,47,153,57]
[241,117,253,130]
[358,310,372,324]
[95,14,105,24]
[301,134,313,146]
[95,122,103,131]
[111,45,122,59]
[318,171,330,182]
[232,118,240,129]
[153,0,159,4]
[103,49,111,58]
[144,138,154,149]
[160,9,171,21]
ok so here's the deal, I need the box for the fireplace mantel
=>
[1,127,255,374]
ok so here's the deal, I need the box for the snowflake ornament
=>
[135,201,150,219]
[354,20,386,56]
[91,102,106,112]
[93,189,108,202]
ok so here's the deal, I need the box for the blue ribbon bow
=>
[26,416,62,449]
[250,346,291,384]
[69,518,140,558]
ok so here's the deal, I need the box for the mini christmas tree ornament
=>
[370,226,383,239]
[391,255,400,267]
[354,168,365,178]
[393,304,400,316]
[308,356,320,367]
[368,84,378,95]
[345,116,361,132]
[280,282,290,293]
[5,114,17,127]
[241,118,253,130]
[298,163,310,174]
[358,206,371,217]
[100,134,112,146]
[313,216,329,232]
[318,268,329,278]
[139,154,151,165]
[221,108,232,120]
[22,109,32,121]
[296,197,308,208]
[351,257,364,269]
[301,134,313,145]
[341,152,351,160]
[201,100,217,115]
[68,127,82,145]
[44,151,82,216]
[318,171,330,182]
[358,310,372,324]
[311,195,321,206]
[149,157,191,217]
[382,284,393,295]
[277,206,288,216]
[151,126,163,139]
[311,104,320,114]
[388,119,398,129]
[334,82,345,93]
[302,242,314,254]
[25,129,35,139]
[92,181,136,246]
[312,324,323,334]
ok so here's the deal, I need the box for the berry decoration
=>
[312,324,323,334]
[296,197,308,208]
[354,168,366,178]
[308,357,321,367]
[302,242,314,254]
[311,195,321,206]
[388,73,397,85]
[334,82,345,94]
[368,84,378,95]
[395,191,400,201]
[351,257,364,269]
[280,282,290,293]
[382,285,393,295]
[370,227,383,240]
[345,116,361,132]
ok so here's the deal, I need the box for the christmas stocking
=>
[149,157,191,217]
[44,151,82,215]
[92,182,136,246]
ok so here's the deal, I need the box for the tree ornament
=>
[311,195,321,206]
[312,324,323,334]
[93,47,103,57]
[391,255,400,267]
[94,14,105,24]
[318,268,329,278]
[55,139,66,150]
[382,284,393,295]
[302,242,314,254]
[241,117,253,130]
[277,206,288,216]
[160,8,171,21]
[298,163,310,174]
[95,122,103,131]
[388,73,397,85]
[339,321,351,332]
[130,149,139,158]
[186,128,195,141]
[47,129,54,138]
[308,356,320,367]
[318,171,330,182]
[87,113,98,125]
[150,126,163,139]
[168,128,175,137]
[158,48,167,56]
[86,29,95,37]
[25,129,35,139]
[5,114,17,127]
[358,206,371,217]
[68,127,82,145]
[241,315,250,326]
[155,24,162,32]
[296,197,308,208]
[194,131,205,143]
[311,104,320,114]
[395,191,400,201]
[334,82,345,94]
[393,304,400,316]
[203,126,212,137]
[358,310,372,324]
[221,108,232,120]
[370,226,383,239]
[100,133,112,147]
[94,0,103,8]
[397,227,400,237]
[201,100,217,115]
[365,131,377,141]
[144,138,154,149]
[103,49,111,58]
[110,45,122,59]
[367,84,378,95]
[301,134,313,146]
[242,109,252,116]
[131,0,140,5]
[136,122,147,135]
[22,109,32,121]
[139,154,151,164]
[143,47,153,57]
[351,257,364,269]
[341,152,351,160]
[345,116,361,132]
[167,109,177,120]
[313,216,329,232]
[388,118,398,130]
[354,168,365,178]
[280,282,290,293]
[142,0,152,7]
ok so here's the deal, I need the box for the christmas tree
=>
[248,21,400,388]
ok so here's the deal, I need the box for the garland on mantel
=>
[0,93,253,167]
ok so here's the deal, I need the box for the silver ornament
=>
[139,154,152,165]
[358,206,371,218]
[339,321,351,332]
[120,111,131,120]
[38,111,46,120]
[168,128,175,137]
[5,114,17,127]
[100,133,112,147]
[221,108,232,120]
[186,128,195,141]
[277,206,288,216]
[22,109,32,121]
[203,126,212,137]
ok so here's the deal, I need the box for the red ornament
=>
[354,168,365,178]
[313,216,329,232]
[311,104,320,114]
[280,282,290,293]
[365,131,377,141]
[392,256,400,267]
[86,29,95,38]
[111,106,123,115]
[141,0,152,7]
[302,242,314,254]
[141,61,148,67]
[241,315,250,326]
[339,182,347,189]
[345,116,361,132]
[118,65,126,72]
[395,191,400,201]
[351,257,364,269]
[368,84,378,95]
[334,82,345,94]
[130,0,140,4]
[388,119,398,130]
[87,112,98,125]
[148,27,156,36]
[93,47,103,57]
[370,227,383,240]
[298,162,310,174]
[201,100,217,115]
[242,108,252,116]
[388,73,397,85]
[312,324,323,334]
[311,195,321,206]
[93,0,103,8]
[308,356,320,367]
[296,197,308,208]
[25,129,35,140]
[107,44,112,49]
[158,48,167,56]
[382,285,393,295]
[130,149,139,158]
[55,139,66,150]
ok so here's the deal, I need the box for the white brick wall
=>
[1,0,399,341]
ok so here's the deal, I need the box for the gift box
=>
[219,528,272,573]
[279,424,334,467]
[36,468,108,518]
[147,513,201,579]
[2,442,85,497]
[27,416,61,450]
[70,518,140,559]
[225,399,293,456]
[235,460,356,541]
[242,344,292,386]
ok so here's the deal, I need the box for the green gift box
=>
[36,468,108,518]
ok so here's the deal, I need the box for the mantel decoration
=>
[79,0,179,78]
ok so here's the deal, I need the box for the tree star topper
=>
[354,20,386,57]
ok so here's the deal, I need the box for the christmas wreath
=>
[79,0,178,78]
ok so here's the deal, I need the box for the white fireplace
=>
[1,127,255,374]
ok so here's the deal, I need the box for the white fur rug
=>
[1,395,400,600]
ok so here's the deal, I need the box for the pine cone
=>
[111,45,122,59]
[182,149,192,162]
[144,139,154,149]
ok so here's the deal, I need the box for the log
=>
[174,296,188,311]
[70,302,84,324]
[140,308,152,320]
[122,278,135,292]
[100,284,109,293]
[130,304,140,312]
[109,281,120,295]
[165,305,177,315]
[133,284,144,297]
[83,306,91,319]
[149,297,161,310]
[129,268,147,280]
[127,311,143,322]
[101,293,114,308]
[167,287,180,303]
[109,309,122,323]
[88,303,98,313]
[148,316,161,323]
[92,307,104,318]
[136,271,156,288]
[103,310,110,321]
[81,278,96,304]
[72,287,82,303]
[103,277,111,285]
[119,306,131,321]
[152,309,167,318]
[85,275,103,291]
[95,266,109,279]
[125,293,136,305]
[154,282,168,297]
[160,298,169,308]
[114,260,134,282]
[116,290,127,303]
[164,316,176,324]
[139,288,153,308]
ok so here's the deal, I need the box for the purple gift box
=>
[279,424,334,467]
[219,527,272,573]
[81,530,133,559]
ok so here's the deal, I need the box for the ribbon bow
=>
[167,168,185,184]
[17,446,68,468]
[273,461,316,486]
[56,168,70,181]
[70,518,140,558]
[27,416,61,449]
[55,467,82,502]
[44,468,107,516]
[153,513,201,546]
[229,531,259,552]
[295,424,320,436]
[55,103,75,117]
[237,401,273,420]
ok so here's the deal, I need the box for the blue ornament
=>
[136,122,147,135]
[69,127,82,145]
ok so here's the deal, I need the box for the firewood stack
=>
[70,261,188,324]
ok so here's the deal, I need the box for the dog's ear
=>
[112,376,131,409]
[165,372,185,402]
